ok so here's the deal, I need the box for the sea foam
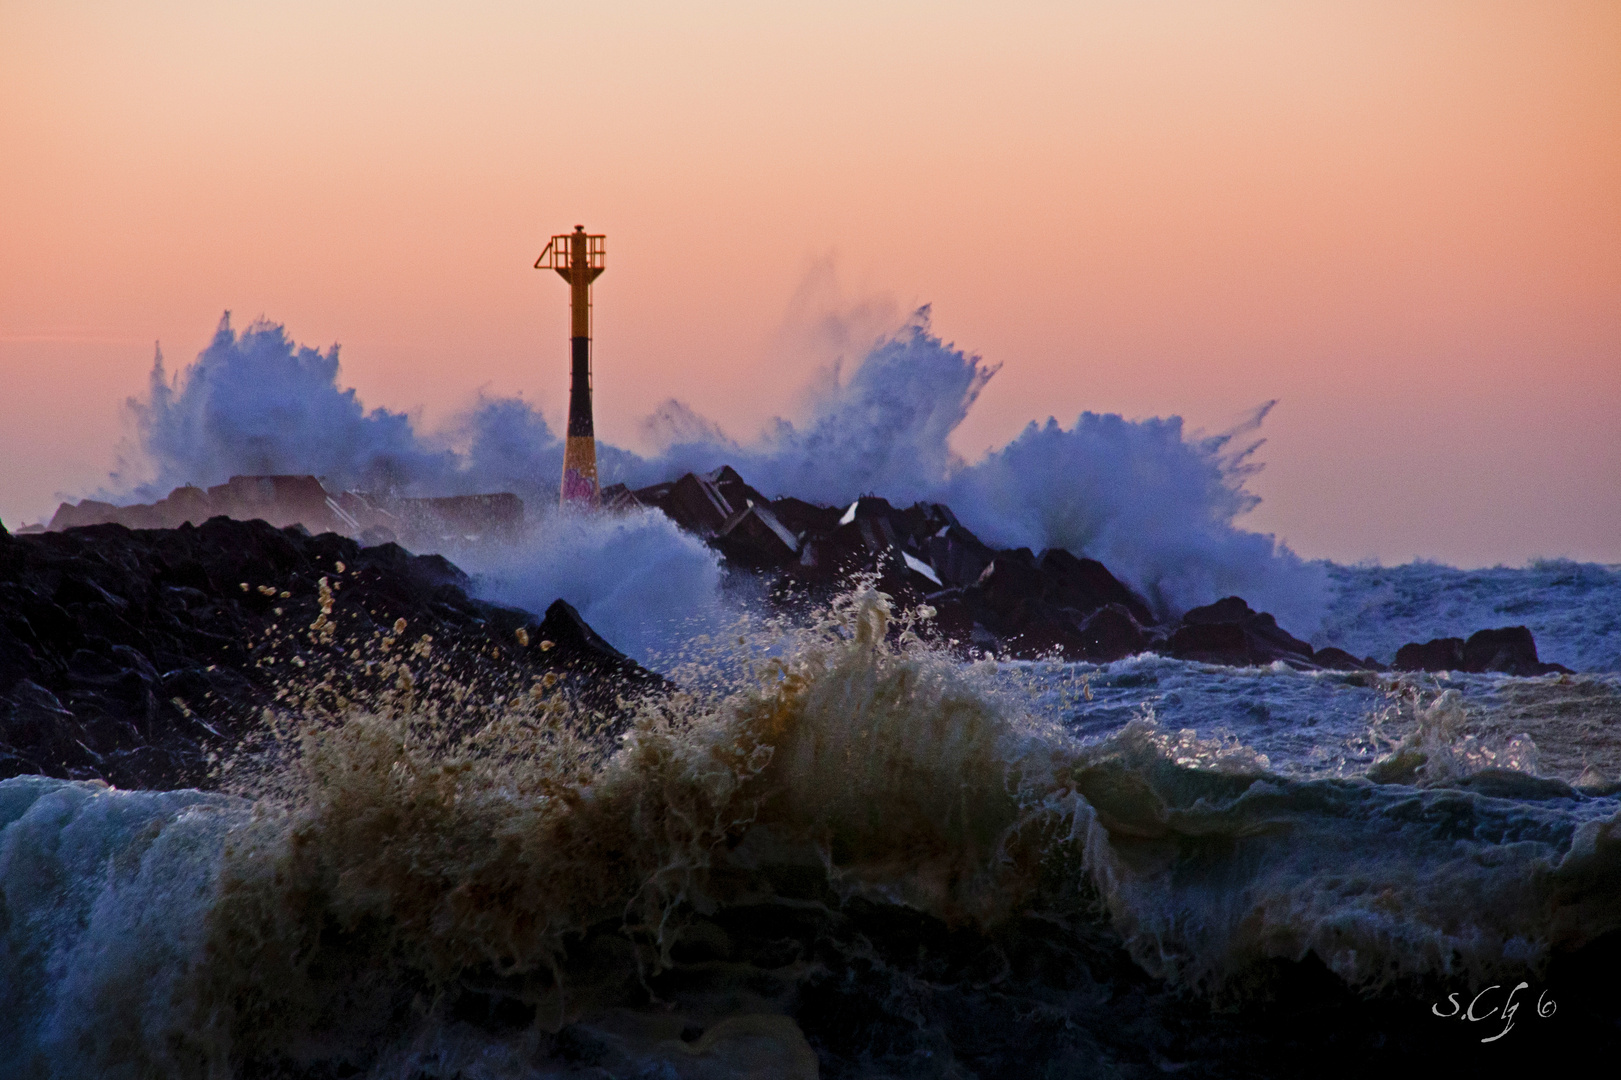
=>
[111,310,1322,635]
[4,592,1616,1076]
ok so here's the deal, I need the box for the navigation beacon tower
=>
[536,225,606,506]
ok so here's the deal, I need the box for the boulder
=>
[920,590,977,645]
[1243,611,1315,660]
[0,517,659,789]
[1393,637,1465,672]
[1168,596,1315,667]
[1461,626,1534,674]
[1037,548,1155,626]
[713,503,800,570]
[1167,621,1253,666]
[1460,626,1570,676]
[766,497,842,538]
[632,472,737,536]
[922,526,996,590]
[974,551,1050,621]
[1312,646,1382,672]
[533,600,653,677]
[1180,596,1253,626]
[599,483,643,511]
[624,465,1180,661]
[704,466,766,515]
[1078,604,1151,662]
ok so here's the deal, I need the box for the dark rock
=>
[921,590,976,644]
[792,528,858,583]
[1460,626,1570,676]
[536,598,629,665]
[0,517,660,789]
[1078,605,1150,662]
[1,680,91,772]
[921,526,995,590]
[524,599,667,712]
[1168,597,1314,668]
[1037,548,1155,626]
[840,498,907,555]
[621,466,1182,660]
[1167,621,1252,665]
[766,497,842,538]
[713,503,800,570]
[46,474,525,548]
[101,745,198,790]
[1244,612,1314,660]
[632,472,739,537]
[1180,596,1254,626]
[1001,601,1087,660]
[974,553,1050,622]
[704,465,766,514]
[1313,646,1372,672]
[1394,637,1465,672]
[625,466,1393,669]
[599,483,642,512]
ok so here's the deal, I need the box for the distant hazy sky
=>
[2,1,1617,564]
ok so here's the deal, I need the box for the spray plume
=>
[112,308,1323,631]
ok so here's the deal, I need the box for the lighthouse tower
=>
[536,225,605,506]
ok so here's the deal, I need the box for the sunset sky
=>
[2,0,1617,565]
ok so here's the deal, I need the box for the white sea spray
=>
[3,591,1617,1077]
[109,310,1323,635]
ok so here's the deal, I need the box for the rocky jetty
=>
[618,465,1572,675]
[616,467,1315,668]
[38,474,523,547]
[0,516,659,789]
[2,466,1574,795]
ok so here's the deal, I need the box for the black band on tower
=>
[567,336,593,438]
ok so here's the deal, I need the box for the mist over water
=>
[113,309,1325,637]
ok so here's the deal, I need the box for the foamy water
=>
[113,311,1324,632]
[1321,559,1621,674]
[11,311,1618,1074]
[4,592,1620,1077]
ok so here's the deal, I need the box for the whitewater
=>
[4,312,1620,1076]
[110,310,1621,671]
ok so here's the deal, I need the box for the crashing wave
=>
[4,590,1616,1076]
[109,311,1323,637]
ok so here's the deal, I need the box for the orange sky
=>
[2,0,1618,564]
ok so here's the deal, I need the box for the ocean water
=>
[1320,559,1621,675]
[5,589,1621,1078]
[12,313,1618,1074]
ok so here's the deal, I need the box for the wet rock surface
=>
[631,465,1566,675]
[1,468,1578,791]
[0,516,659,789]
[1396,626,1572,676]
[40,473,523,546]
[631,468,1167,663]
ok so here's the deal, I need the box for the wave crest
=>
[5,591,1617,1075]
